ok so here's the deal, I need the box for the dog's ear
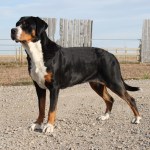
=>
[34,17,48,38]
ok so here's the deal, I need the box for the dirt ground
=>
[1,63,150,86]
[0,80,150,150]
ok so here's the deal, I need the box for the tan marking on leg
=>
[89,82,114,113]
[47,110,56,125]
[44,72,53,83]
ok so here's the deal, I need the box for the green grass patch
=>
[142,73,150,79]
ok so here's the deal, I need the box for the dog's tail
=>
[122,77,141,91]
[124,82,141,91]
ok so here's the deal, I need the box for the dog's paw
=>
[131,116,142,124]
[29,123,42,131]
[100,113,110,121]
[42,123,54,133]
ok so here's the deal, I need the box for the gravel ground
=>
[0,80,150,150]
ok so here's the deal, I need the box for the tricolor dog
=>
[11,16,141,133]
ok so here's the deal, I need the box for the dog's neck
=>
[40,32,60,49]
[22,32,61,63]
[22,40,44,64]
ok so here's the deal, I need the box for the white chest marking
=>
[22,41,47,89]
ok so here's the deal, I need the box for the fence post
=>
[125,47,127,63]
[15,48,18,63]
[21,46,23,65]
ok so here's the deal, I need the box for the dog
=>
[11,16,141,133]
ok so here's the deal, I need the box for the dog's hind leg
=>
[89,82,114,120]
[107,81,141,124]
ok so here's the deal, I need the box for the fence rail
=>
[105,47,140,63]
[0,44,140,64]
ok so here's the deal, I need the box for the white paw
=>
[42,123,54,133]
[131,116,142,124]
[139,88,143,92]
[101,113,110,120]
[29,123,42,131]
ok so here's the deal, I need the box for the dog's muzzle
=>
[11,28,18,41]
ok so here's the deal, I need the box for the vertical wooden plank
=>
[19,47,21,64]
[141,19,150,62]
[89,20,93,47]
[15,48,18,63]
[76,19,79,47]
[59,18,64,47]
[68,20,73,47]
[84,20,88,47]
[47,18,57,41]
[77,20,81,47]
[80,20,84,47]
[73,19,77,47]
[64,19,68,47]
[48,18,52,40]
[125,47,127,63]
[49,18,52,40]
[148,20,150,55]
[21,46,23,65]
[87,20,90,47]
[52,18,57,41]
[141,20,145,62]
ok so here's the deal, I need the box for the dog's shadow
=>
[34,129,42,133]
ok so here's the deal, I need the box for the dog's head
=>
[11,16,48,43]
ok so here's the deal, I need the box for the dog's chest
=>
[23,41,47,89]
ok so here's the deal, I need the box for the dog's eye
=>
[22,22,29,27]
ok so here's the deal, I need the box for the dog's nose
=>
[11,28,17,34]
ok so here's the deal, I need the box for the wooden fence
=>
[0,18,142,64]
[8,46,140,64]
[0,45,140,64]
[42,18,93,47]
[141,19,150,63]
[105,47,140,63]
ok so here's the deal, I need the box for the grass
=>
[0,62,27,67]
[11,81,33,86]
[142,73,150,79]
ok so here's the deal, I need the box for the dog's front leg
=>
[43,87,59,133]
[29,82,46,131]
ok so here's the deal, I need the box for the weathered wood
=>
[15,17,92,51]
[68,20,73,47]
[58,18,93,47]
[64,19,68,47]
[80,20,84,47]
[59,18,64,46]
[49,18,56,41]
[141,19,150,63]
[42,18,57,41]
